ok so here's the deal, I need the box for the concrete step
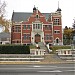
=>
[38,42,49,54]
[41,54,65,62]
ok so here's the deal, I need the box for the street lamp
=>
[72,18,75,49]
[71,19,75,60]
[73,34,75,46]
[71,32,75,61]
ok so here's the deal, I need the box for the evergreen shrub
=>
[0,45,30,54]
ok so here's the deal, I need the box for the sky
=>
[0,0,75,30]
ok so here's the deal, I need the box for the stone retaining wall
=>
[0,54,44,61]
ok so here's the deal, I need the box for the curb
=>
[0,61,75,64]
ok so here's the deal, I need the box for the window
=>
[45,34,51,40]
[36,14,39,19]
[33,24,42,29]
[27,34,30,39]
[15,26,21,32]
[54,18,59,25]
[33,24,35,29]
[36,24,38,29]
[24,34,30,40]
[54,30,60,34]
[45,25,51,30]
[38,24,40,29]
[27,25,30,29]
[24,34,26,40]
[24,25,26,29]
[49,25,51,29]
[45,25,47,29]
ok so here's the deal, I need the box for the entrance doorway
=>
[56,38,59,43]
[35,33,41,43]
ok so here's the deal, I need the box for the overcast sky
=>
[1,0,75,28]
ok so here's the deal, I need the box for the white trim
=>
[42,23,43,31]
[52,15,62,17]
[43,24,52,25]
[54,30,60,34]
[51,13,52,21]
[23,33,30,34]
[23,24,32,25]
[51,22,54,44]
[54,37,60,45]
[21,24,22,44]
[61,16,63,45]
[22,24,32,25]
[54,25,62,26]
[31,31,44,44]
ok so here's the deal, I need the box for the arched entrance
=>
[35,33,41,43]
[56,38,59,43]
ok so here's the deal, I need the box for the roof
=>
[12,12,51,22]
[0,32,10,38]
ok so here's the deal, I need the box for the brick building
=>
[11,6,63,45]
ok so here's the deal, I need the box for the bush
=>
[50,45,71,53]
[0,45,30,54]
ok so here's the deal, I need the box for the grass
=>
[29,45,36,49]
[50,45,72,53]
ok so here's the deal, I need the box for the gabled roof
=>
[0,32,10,38]
[12,12,51,22]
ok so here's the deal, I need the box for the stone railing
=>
[0,54,44,61]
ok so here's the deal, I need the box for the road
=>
[0,63,75,75]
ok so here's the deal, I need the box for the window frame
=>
[54,18,60,25]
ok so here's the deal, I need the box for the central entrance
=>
[35,33,41,43]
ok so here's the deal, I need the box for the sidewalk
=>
[0,61,75,64]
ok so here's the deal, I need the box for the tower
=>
[52,1,62,45]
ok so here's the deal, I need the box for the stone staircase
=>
[38,42,48,54]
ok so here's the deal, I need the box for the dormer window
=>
[36,14,39,19]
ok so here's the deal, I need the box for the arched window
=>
[36,14,39,19]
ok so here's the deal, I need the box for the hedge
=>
[0,45,30,54]
[49,45,71,53]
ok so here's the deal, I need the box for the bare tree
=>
[0,0,10,32]
[0,0,6,16]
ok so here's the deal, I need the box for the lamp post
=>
[71,32,75,61]
[71,19,75,60]
[72,19,75,49]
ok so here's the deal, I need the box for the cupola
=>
[33,5,36,12]
[57,1,61,12]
